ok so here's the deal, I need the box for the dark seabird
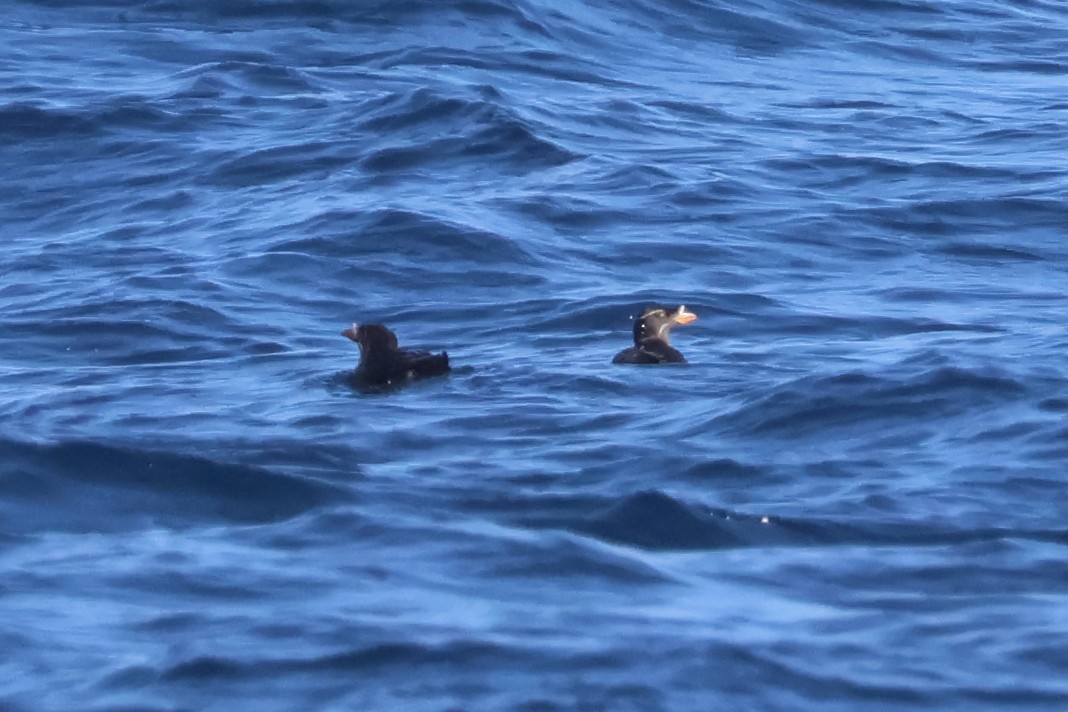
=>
[612,305,697,365]
[342,323,450,386]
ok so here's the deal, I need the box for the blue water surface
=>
[2,0,1068,709]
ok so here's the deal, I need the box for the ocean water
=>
[2,0,1068,709]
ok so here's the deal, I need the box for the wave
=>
[0,102,99,140]
[715,365,1027,440]
[162,639,523,681]
[0,439,351,536]
[204,141,352,188]
[281,208,534,263]
[2,292,276,367]
[0,95,197,144]
[508,488,1068,553]
[356,85,578,176]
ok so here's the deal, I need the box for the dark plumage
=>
[612,305,697,365]
[342,323,449,387]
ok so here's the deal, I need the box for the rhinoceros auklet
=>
[342,323,450,386]
[612,305,697,365]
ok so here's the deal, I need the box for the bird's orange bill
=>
[342,324,360,341]
[674,308,697,325]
